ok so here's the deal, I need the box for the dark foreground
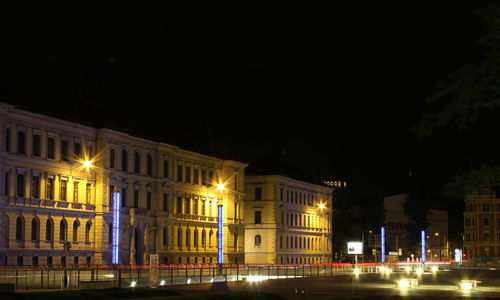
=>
[4,268,500,300]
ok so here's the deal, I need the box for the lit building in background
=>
[244,175,334,264]
[463,185,500,264]
[0,102,247,265]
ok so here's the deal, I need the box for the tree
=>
[413,2,500,199]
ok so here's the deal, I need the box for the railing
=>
[0,261,453,291]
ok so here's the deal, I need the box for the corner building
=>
[244,175,334,264]
[0,102,247,266]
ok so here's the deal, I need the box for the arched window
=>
[16,217,23,240]
[163,227,167,246]
[254,235,261,247]
[209,230,213,247]
[185,229,190,246]
[59,219,67,241]
[46,219,53,241]
[31,218,38,241]
[177,229,182,247]
[134,152,140,173]
[202,230,206,246]
[194,229,198,246]
[72,220,79,242]
[121,149,128,171]
[85,221,91,243]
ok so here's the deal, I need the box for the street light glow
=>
[318,203,324,209]
[217,183,225,191]
[83,160,92,168]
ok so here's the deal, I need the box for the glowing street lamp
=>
[83,160,92,169]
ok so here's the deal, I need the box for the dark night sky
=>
[1,1,498,205]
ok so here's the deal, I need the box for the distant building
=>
[463,185,500,264]
[244,175,333,264]
[382,194,449,261]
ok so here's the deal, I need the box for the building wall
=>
[244,175,333,264]
[0,102,247,266]
[463,185,500,260]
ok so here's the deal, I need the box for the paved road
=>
[164,268,500,299]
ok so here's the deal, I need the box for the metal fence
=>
[0,261,452,291]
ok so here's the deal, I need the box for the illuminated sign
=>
[112,191,120,264]
[348,242,363,254]
[381,227,385,263]
[218,205,223,264]
[455,249,462,265]
[421,230,426,263]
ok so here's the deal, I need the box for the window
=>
[254,235,261,247]
[255,187,262,200]
[177,196,183,213]
[201,198,206,216]
[17,256,23,266]
[47,256,53,267]
[483,204,490,212]
[121,149,128,171]
[177,165,183,182]
[163,193,168,211]
[163,160,169,178]
[194,229,198,246]
[202,230,206,246]
[194,168,199,184]
[254,210,262,224]
[47,137,55,159]
[134,190,139,208]
[60,219,67,241]
[73,182,79,202]
[134,152,140,173]
[194,197,198,215]
[5,128,10,152]
[86,183,91,203]
[234,232,237,249]
[60,180,67,201]
[177,229,182,247]
[33,256,39,267]
[85,222,91,243]
[147,154,152,176]
[280,188,283,201]
[186,167,191,183]
[109,149,115,168]
[31,175,40,198]
[202,170,207,186]
[73,221,79,242]
[185,197,191,214]
[17,131,26,154]
[163,228,167,246]
[122,188,127,208]
[16,174,25,197]
[61,140,68,161]
[4,172,9,196]
[484,217,490,226]
[484,232,490,241]
[46,219,53,241]
[31,218,38,240]
[74,143,81,159]
[147,191,152,210]
[109,185,114,206]
[16,217,23,240]
[33,134,40,156]
[74,256,79,266]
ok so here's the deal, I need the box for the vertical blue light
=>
[381,226,385,263]
[112,191,120,264]
[218,205,223,264]
[421,230,426,263]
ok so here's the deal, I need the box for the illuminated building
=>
[244,175,334,264]
[463,185,500,263]
[0,102,246,265]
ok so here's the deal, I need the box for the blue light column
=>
[217,205,224,264]
[112,191,120,264]
[381,226,385,263]
[421,230,426,263]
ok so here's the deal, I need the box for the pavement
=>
[162,269,500,299]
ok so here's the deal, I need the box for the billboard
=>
[348,242,363,255]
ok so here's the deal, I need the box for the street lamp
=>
[318,203,326,263]
[217,183,225,273]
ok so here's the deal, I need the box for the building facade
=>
[463,185,500,262]
[0,102,247,266]
[244,175,334,264]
